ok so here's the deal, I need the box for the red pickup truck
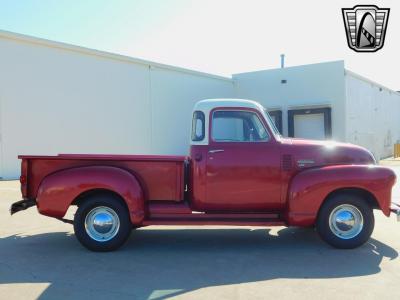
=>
[11,99,399,251]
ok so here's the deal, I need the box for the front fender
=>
[36,166,145,224]
[286,165,396,226]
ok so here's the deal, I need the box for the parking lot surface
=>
[1,166,400,300]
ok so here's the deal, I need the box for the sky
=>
[0,0,398,89]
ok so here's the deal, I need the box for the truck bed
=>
[19,154,187,202]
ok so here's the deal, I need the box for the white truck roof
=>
[193,98,265,115]
[191,98,269,146]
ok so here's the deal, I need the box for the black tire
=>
[73,193,132,252]
[316,193,374,249]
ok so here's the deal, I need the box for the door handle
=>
[208,149,224,154]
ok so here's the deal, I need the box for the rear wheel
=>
[73,193,132,252]
[317,194,374,249]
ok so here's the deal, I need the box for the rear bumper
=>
[10,199,36,215]
[390,202,400,221]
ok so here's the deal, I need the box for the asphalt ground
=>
[1,165,400,299]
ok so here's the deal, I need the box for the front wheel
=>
[317,194,374,249]
[74,194,132,252]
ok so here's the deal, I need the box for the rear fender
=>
[286,165,396,226]
[36,166,145,224]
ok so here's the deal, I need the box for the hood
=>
[280,138,376,169]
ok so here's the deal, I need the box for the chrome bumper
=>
[390,202,400,221]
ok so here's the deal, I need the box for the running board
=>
[142,219,285,226]
[146,202,285,226]
[143,213,285,226]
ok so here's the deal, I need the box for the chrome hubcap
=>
[329,204,363,239]
[85,206,120,242]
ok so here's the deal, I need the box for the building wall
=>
[233,61,347,141]
[0,30,398,178]
[149,67,234,155]
[345,72,400,159]
[0,33,234,179]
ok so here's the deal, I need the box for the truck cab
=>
[189,99,283,212]
[11,98,398,252]
[188,99,379,214]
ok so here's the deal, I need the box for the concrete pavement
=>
[1,166,400,299]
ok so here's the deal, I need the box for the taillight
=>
[20,175,27,185]
[20,159,28,197]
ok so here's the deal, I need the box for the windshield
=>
[262,109,281,138]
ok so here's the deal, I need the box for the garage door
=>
[293,113,325,140]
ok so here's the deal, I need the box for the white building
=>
[0,30,399,179]
[233,61,400,160]
[0,30,234,178]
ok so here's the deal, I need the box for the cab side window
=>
[191,111,205,141]
[212,110,269,142]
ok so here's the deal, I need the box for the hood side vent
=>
[282,154,293,171]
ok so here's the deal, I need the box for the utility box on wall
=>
[394,144,400,158]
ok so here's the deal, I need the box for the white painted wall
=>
[0,30,398,178]
[0,36,149,179]
[345,72,400,159]
[0,32,233,178]
[149,67,233,155]
[233,61,347,141]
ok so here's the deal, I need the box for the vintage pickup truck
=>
[11,99,400,251]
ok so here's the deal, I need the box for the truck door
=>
[203,109,282,211]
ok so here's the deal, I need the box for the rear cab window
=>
[191,111,205,141]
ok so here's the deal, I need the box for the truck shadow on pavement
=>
[0,227,397,299]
